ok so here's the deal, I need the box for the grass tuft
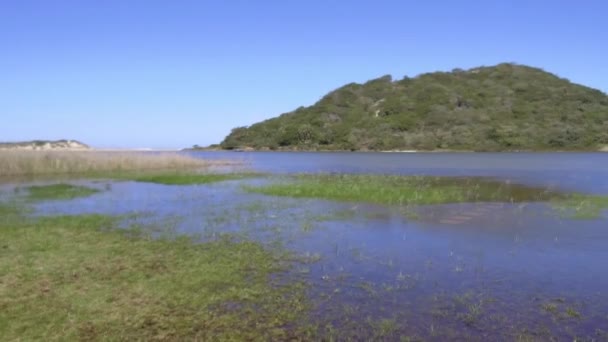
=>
[0,202,24,224]
[25,183,100,201]
[551,194,608,219]
[133,173,260,185]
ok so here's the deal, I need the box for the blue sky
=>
[1,0,607,149]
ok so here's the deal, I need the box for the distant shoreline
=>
[185,147,608,153]
[92,148,181,152]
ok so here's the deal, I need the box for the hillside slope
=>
[220,63,608,151]
[0,140,89,151]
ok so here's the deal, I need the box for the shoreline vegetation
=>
[188,146,608,153]
[0,150,239,178]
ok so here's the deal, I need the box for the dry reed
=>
[0,150,235,176]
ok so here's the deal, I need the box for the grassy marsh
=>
[1,164,606,339]
[0,205,309,340]
[24,183,101,201]
[245,174,563,206]
[551,194,608,219]
[245,174,608,219]
[133,172,260,185]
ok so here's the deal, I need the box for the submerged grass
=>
[245,174,563,206]
[0,205,309,340]
[134,172,260,185]
[551,194,608,219]
[25,183,100,201]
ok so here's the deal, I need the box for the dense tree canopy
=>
[220,63,608,151]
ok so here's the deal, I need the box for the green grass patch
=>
[245,174,563,206]
[0,208,308,340]
[0,202,21,216]
[551,194,608,219]
[133,172,259,185]
[0,202,24,224]
[25,183,100,201]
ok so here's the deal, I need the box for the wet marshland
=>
[2,152,608,340]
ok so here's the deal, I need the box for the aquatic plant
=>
[551,194,608,219]
[245,174,564,207]
[541,302,558,314]
[372,317,398,337]
[300,251,322,263]
[566,307,582,319]
[24,183,100,201]
[133,172,259,185]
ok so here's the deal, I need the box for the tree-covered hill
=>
[220,63,608,151]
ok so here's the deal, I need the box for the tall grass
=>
[0,151,234,177]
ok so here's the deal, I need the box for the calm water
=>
[190,151,608,194]
[9,152,608,340]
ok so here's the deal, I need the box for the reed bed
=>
[0,150,234,176]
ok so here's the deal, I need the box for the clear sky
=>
[1,0,607,149]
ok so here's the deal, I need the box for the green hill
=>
[220,63,608,151]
